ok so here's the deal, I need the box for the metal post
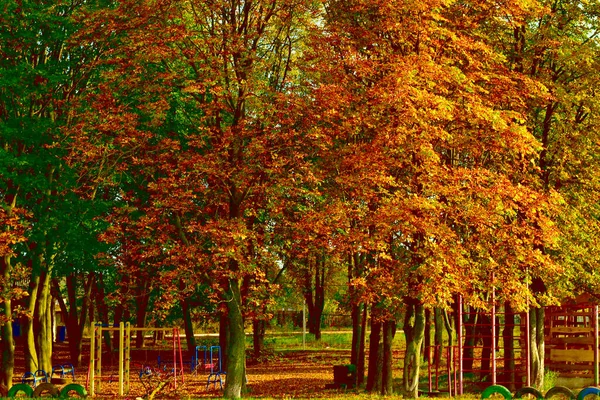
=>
[491,281,497,386]
[96,324,102,392]
[302,300,306,350]
[125,322,131,394]
[458,295,463,395]
[594,305,599,386]
[172,327,177,389]
[119,322,124,396]
[526,309,531,387]
[90,323,96,396]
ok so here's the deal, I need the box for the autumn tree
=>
[71,0,321,397]
[309,0,562,396]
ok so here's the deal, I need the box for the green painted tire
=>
[33,382,60,398]
[7,383,35,398]
[482,384,512,399]
[515,387,544,399]
[59,383,88,398]
[546,386,576,399]
[577,387,600,400]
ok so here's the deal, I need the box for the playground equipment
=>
[88,322,185,397]
[194,345,226,389]
[425,293,600,396]
[52,363,76,381]
[21,369,48,387]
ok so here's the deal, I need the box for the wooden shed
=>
[545,296,600,385]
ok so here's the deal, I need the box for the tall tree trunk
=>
[252,319,266,361]
[0,256,15,389]
[382,319,396,395]
[94,277,112,351]
[502,302,515,390]
[462,306,478,371]
[24,273,40,372]
[181,296,196,353]
[403,299,426,398]
[304,254,326,341]
[366,314,383,392]
[424,309,431,363]
[349,252,365,375]
[35,268,53,373]
[53,273,93,367]
[480,312,493,382]
[530,307,545,389]
[434,308,445,366]
[112,301,124,352]
[219,310,229,372]
[134,281,150,348]
[223,278,246,398]
[357,304,367,385]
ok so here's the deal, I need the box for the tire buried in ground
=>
[7,383,35,398]
[515,386,544,399]
[545,386,576,400]
[59,383,88,398]
[577,387,600,400]
[33,382,60,398]
[482,384,512,399]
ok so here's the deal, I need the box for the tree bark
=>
[382,319,396,395]
[403,299,425,398]
[252,318,266,361]
[357,304,367,385]
[223,278,246,398]
[502,302,515,390]
[530,307,545,389]
[35,269,53,373]
[24,272,40,373]
[134,280,150,348]
[461,306,478,371]
[181,296,196,353]
[0,256,15,388]
[366,315,382,392]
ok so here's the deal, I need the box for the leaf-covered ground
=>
[12,340,393,398]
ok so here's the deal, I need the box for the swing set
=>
[87,322,185,397]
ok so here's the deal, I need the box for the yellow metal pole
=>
[126,322,131,394]
[119,321,124,396]
[96,324,103,392]
[90,322,95,397]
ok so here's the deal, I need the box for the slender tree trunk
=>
[224,278,246,398]
[0,256,15,389]
[403,299,426,398]
[530,307,545,389]
[502,302,515,390]
[434,308,445,366]
[480,312,492,382]
[134,283,150,348]
[94,276,112,351]
[252,319,266,361]
[462,306,478,371]
[366,315,382,392]
[181,296,196,353]
[349,253,365,375]
[357,304,367,385]
[24,273,40,372]
[112,301,124,352]
[424,309,431,363]
[382,319,396,395]
[53,273,93,367]
[219,311,229,372]
[36,269,53,373]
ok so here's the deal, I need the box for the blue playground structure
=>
[194,345,226,389]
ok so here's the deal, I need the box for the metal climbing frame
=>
[457,295,530,394]
[195,345,225,389]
